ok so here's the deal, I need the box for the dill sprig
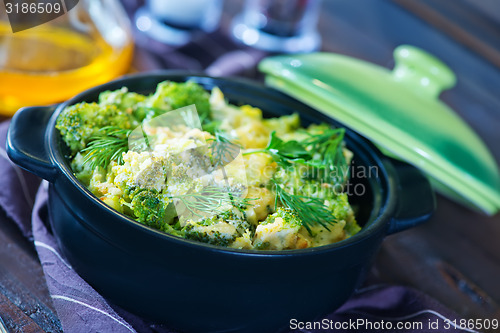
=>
[302,128,348,184]
[81,126,131,170]
[243,127,348,184]
[273,180,337,234]
[172,186,253,218]
[208,130,241,170]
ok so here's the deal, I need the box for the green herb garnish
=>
[244,128,348,184]
[208,130,240,169]
[243,131,311,166]
[301,128,348,184]
[81,126,131,170]
[272,180,337,234]
[243,127,348,233]
[172,186,253,218]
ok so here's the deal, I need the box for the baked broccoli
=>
[98,87,167,123]
[70,152,95,185]
[182,210,249,247]
[184,225,236,247]
[327,193,360,236]
[56,102,135,156]
[130,189,170,230]
[147,81,212,123]
[263,113,300,136]
[260,207,302,227]
[99,87,147,111]
[253,207,310,250]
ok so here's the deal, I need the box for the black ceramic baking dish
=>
[7,72,435,333]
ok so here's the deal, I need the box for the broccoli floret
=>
[98,87,161,123]
[253,207,310,250]
[70,152,95,186]
[328,193,360,236]
[182,210,249,247]
[263,113,300,136]
[147,81,212,122]
[56,102,135,156]
[328,193,350,221]
[205,210,252,235]
[130,189,170,230]
[99,87,147,111]
[261,207,302,227]
[184,226,236,247]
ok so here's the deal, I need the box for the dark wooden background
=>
[0,0,499,331]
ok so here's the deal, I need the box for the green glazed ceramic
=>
[259,45,500,214]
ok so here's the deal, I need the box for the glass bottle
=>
[0,0,133,115]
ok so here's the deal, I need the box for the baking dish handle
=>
[7,105,58,182]
[387,159,436,234]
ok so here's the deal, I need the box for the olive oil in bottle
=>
[0,0,133,115]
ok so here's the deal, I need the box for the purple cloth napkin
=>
[0,120,472,333]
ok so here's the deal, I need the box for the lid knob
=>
[393,45,456,98]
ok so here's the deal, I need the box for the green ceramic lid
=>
[259,45,500,215]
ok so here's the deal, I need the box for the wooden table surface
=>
[1,0,499,332]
